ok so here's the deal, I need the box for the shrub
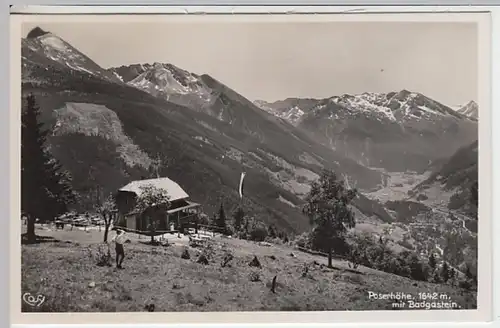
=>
[448,192,465,210]
[265,237,284,245]
[397,239,415,250]
[458,279,473,290]
[244,217,268,242]
[198,213,210,226]
[201,242,216,259]
[221,251,233,267]
[249,271,261,282]
[249,255,262,268]
[88,244,112,267]
[235,230,247,240]
[407,253,430,281]
[346,232,429,282]
[293,232,312,249]
[416,194,428,201]
[224,225,235,236]
[347,248,361,270]
[249,226,268,242]
[197,254,209,265]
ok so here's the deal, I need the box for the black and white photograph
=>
[14,12,489,320]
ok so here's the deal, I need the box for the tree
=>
[448,267,456,285]
[470,182,478,220]
[303,169,357,268]
[464,262,477,285]
[433,270,442,283]
[471,182,478,208]
[232,207,245,232]
[428,253,437,270]
[441,261,451,283]
[94,187,117,243]
[134,184,171,244]
[268,224,277,239]
[247,218,268,242]
[21,94,76,243]
[211,213,218,227]
[442,227,466,267]
[465,263,473,280]
[216,202,227,234]
[408,253,429,281]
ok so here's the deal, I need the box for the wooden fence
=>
[116,224,226,239]
[116,226,179,236]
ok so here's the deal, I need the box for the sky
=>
[22,21,478,106]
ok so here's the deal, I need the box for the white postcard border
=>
[8,6,497,327]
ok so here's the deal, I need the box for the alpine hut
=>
[114,177,202,234]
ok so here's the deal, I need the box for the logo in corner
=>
[22,292,45,307]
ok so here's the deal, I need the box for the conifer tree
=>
[471,182,478,208]
[428,253,437,270]
[268,224,277,239]
[441,261,451,283]
[21,94,76,243]
[232,207,245,232]
[216,202,227,233]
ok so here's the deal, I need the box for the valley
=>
[21,26,478,276]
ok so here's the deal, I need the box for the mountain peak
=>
[457,100,479,119]
[152,62,164,69]
[22,30,121,83]
[26,26,49,39]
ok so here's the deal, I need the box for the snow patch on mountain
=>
[331,93,398,121]
[112,71,124,82]
[265,90,469,127]
[278,195,297,208]
[193,136,213,146]
[22,32,120,83]
[456,101,479,119]
[127,62,214,102]
[195,120,219,133]
[253,100,308,125]
[39,35,68,52]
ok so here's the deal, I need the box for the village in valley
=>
[20,23,479,313]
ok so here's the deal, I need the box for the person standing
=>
[110,229,126,269]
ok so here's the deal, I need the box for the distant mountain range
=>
[254,92,477,174]
[21,27,478,235]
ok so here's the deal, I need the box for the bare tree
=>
[150,153,162,178]
[94,187,117,243]
[149,152,174,179]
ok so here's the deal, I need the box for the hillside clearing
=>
[22,227,476,312]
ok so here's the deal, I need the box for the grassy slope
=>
[22,227,476,312]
